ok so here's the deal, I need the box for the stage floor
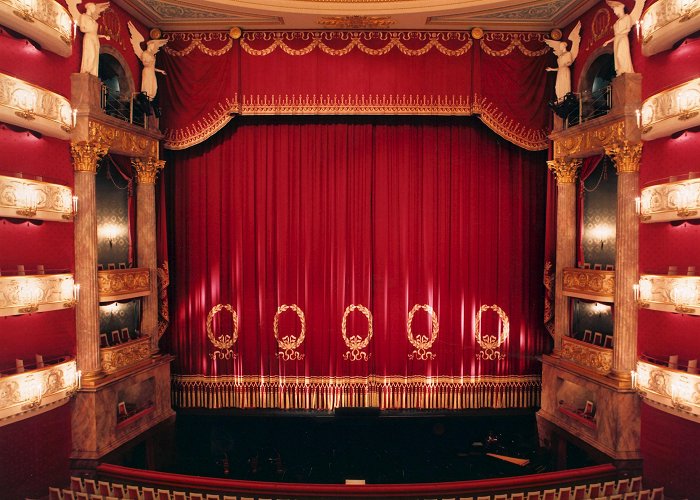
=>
[104,409,597,484]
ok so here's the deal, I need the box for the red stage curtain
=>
[167,116,547,410]
[160,31,554,152]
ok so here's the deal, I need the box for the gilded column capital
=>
[132,157,166,185]
[605,141,643,173]
[547,158,582,184]
[70,140,109,173]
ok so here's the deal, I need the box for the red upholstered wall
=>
[569,1,700,497]
[0,4,148,498]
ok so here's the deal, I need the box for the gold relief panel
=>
[561,337,613,375]
[640,78,700,141]
[0,174,74,222]
[636,360,700,422]
[562,268,615,302]
[640,175,700,223]
[98,268,150,302]
[0,273,77,317]
[553,120,627,159]
[317,16,396,29]
[0,0,73,56]
[88,120,159,158]
[641,0,700,56]
[100,336,151,374]
[636,274,700,315]
[0,72,72,139]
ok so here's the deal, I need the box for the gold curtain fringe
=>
[171,374,541,410]
[163,33,234,57]
[163,98,239,150]
[473,96,549,151]
[479,32,550,57]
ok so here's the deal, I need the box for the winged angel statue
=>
[128,21,168,100]
[66,0,110,77]
[603,0,645,75]
[545,21,582,100]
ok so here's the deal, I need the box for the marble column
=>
[71,140,109,383]
[547,158,581,354]
[606,141,643,383]
[132,157,165,354]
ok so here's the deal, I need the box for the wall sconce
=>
[17,279,42,314]
[675,183,698,218]
[635,278,653,307]
[670,376,693,412]
[14,182,39,218]
[670,281,697,314]
[19,377,43,410]
[100,224,120,248]
[72,196,78,216]
[589,225,614,250]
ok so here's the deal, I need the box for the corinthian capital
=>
[132,157,166,185]
[70,140,109,173]
[605,141,643,173]
[547,158,582,184]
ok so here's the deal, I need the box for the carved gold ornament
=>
[547,158,581,184]
[317,16,396,29]
[0,0,73,55]
[640,176,700,223]
[552,119,630,159]
[274,304,306,361]
[640,78,700,141]
[0,273,76,317]
[562,268,615,302]
[97,268,150,302]
[0,174,74,222]
[132,157,166,185]
[636,274,700,315]
[87,120,158,158]
[475,304,509,361]
[641,0,700,56]
[407,304,439,360]
[164,32,234,57]
[561,337,612,374]
[605,142,643,173]
[342,304,373,361]
[70,140,109,173]
[100,336,151,373]
[207,304,239,360]
[636,360,700,421]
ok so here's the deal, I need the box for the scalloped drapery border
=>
[163,94,547,151]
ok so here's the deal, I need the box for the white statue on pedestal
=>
[545,21,582,100]
[603,0,645,75]
[128,22,168,100]
[67,0,111,77]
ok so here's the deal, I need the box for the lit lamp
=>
[15,183,39,217]
[20,377,43,410]
[676,183,698,218]
[635,278,652,307]
[670,376,692,412]
[17,279,42,314]
[589,224,613,250]
[670,280,697,314]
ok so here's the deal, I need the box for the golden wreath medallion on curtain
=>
[207,304,239,360]
[274,304,306,361]
[407,304,439,360]
[342,304,373,361]
[475,304,509,360]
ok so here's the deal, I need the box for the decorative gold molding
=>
[553,119,628,159]
[547,158,581,184]
[0,358,79,425]
[0,72,72,139]
[636,274,700,315]
[561,337,613,375]
[0,273,76,317]
[70,140,109,173]
[641,0,700,56]
[100,336,151,374]
[0,174,74,222]
[563,268,615,302]
[317,16,396,29]
[171,374,542,410]
[636,359,700,423]
[0,0,73,57]
[132,157,165,185]
[640,175,700,223]
[97,268,150,302]
[87,120,158,158]
[641,78,700,141]
[605,141,642,173]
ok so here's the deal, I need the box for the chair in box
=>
[650,487,664,500]
[70,477,85,493]
[638,490,650,500]
[542,489,556,500]
[556,487,571,500]
[173,492,188,500]
[158,489,173,500]
[587,483,601,498]
[602,481,616,496]
[510,493,525,500]
[205,495,221,500]
[98,481,112,496]
[527,491,541,500]
[572,484,587,500]
[83,479,97,496]
[629,477,642,492]
[493,494,508,500]
[142,487,157,500]
[49,487,62,500]
[190,494,205,500]
[61,490,76,500]
[126,484,141,499]
[75,493,89,500]
[111,483,126,498]
[616,478,630,495]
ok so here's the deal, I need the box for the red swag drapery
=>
[160,31,553,151]
[168,116,547,410]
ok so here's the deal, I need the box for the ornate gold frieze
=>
[636,359,700,422]
[0,72,72,139]
[87,119,158,158]
[563,268,615,302]
[0,358,79,424]
[163,32,234,57]
[0,174,74,221]
[407,304,439,360]
[547,158,581,184]
[561,337,613,375]
[553,119,628,159]
[640,176,700,223]
[605,141,643,173]
[100,336,151,374]
[317,16,396,29]
[97,268,150,302]
[207,304,238,360]
[132,157,165,185]
[342,304,373,361]
[640,78,700,141]
[0,273,76,317]
[274,304,306,361]
[641,0,700,56]
[636,274,700,315]
[171,373,542,410]
[70,140,109,173]
[475,304,509,361]
[0,0,72,56]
